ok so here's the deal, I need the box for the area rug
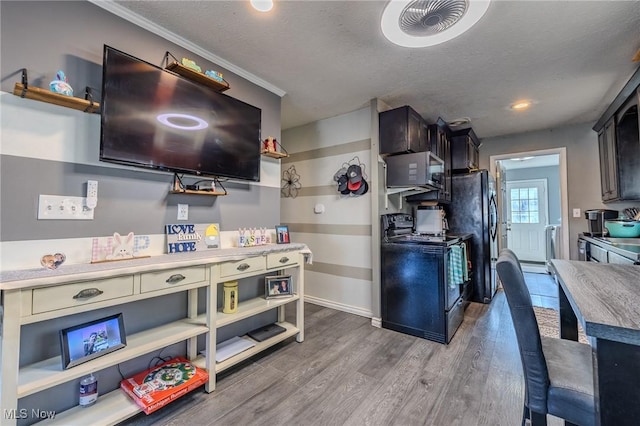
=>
[533,306,588,344]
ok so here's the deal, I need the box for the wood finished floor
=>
[122,272,562,426]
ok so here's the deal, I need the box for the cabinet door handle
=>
[73,288,104,300]
[279,256,290,264]
[166,274,186,284]
[237,263,250,271]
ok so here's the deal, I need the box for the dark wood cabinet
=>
[379,105,428,154]
[598,118,619,201]
[594,68,640,203]
[451,127,480,172]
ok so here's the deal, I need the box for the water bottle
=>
[79,373,98,407]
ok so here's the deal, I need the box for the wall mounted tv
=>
[100,45,262,182]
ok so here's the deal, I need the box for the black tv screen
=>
[100,45,262,181]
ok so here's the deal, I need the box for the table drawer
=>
[141,266,207,293]
[219,256,266,278]
[266,252,298,269]
[32,276,134,314]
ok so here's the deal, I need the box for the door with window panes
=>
[506,179,548,262]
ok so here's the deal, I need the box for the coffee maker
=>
[584,209,618,236]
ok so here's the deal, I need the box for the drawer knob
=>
[237,263,250,271]
[279,257,290,263]
[166,274,186,284]
[73,288,104,300]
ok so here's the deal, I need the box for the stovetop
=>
[386,233,462,246]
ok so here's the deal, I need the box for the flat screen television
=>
[100,45,262,181]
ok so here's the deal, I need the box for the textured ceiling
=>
[108,0,640,138]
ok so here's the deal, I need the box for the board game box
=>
[120,357,209,414]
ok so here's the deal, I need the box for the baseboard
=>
[521,263,549,274]
[371,317,382,328]
[304,295,373,319]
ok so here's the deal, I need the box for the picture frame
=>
[275,225,290,244]
[59,313,127,369]
[265,275,293,299]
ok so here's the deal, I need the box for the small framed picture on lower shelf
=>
[265,275,293,299]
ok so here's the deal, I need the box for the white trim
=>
[88,0,286,97]
[370,317,382,328]
[304,295,373,319]
[490,147,569,260]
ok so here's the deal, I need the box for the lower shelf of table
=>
[213,321,300,373]
[43,322,300,425]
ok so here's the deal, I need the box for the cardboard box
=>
[120,357,208,414]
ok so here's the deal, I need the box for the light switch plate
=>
[38,195,94,220]
[573,208,581,218]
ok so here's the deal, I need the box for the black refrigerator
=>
[445,170,498,303]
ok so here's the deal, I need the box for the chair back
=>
[496,249,549,414]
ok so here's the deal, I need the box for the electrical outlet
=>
[573,208,581,218]
[86,180,98,209]
[177,204,189,220]
[38,195,94,220]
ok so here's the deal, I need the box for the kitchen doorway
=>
[490,148,569,271]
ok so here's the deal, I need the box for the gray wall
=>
[506,165,561,225]
[0,2,281,422]
[480,122,639,259]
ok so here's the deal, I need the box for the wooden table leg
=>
[558,283,578,341]
[595,338,640,425]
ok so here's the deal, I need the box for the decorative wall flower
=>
[281,165,301,198]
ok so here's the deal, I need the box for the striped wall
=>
[281,107,374,317]
[0,1,283,271]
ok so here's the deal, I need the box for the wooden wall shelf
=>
[170,174,228,196]
[165,61,230,92]
[13,83,100,114]
[261,150,289,159]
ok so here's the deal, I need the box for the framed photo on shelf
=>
[275,225,290,244]
[265,275,293,299]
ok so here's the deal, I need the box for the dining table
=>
[550,259,640,426]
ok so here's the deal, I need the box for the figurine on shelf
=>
[263,137,277,153]
[49,70,73,96]
[181,58,202,73]
[205,69,224,83]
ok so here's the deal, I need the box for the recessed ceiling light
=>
[251,0,273,12]
[381,0,492,48]
[511,101,531,111]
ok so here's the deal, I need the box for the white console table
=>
[0,244,307,425]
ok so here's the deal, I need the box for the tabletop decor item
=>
[265,275,293,299]
[275,225,290,244]
[91,233,150,263]
[41,252,66,269]
[281,165,301,198]
[165,223,221,254]
[49,70,73,96]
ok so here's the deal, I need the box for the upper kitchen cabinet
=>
[379,105,428,154]
[450,127,480,172]
[593,67,640,203]
[598,118,619,201]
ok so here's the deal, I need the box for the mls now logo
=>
[3,409,55,420]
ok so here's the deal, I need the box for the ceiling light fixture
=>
[381,0,491,48]
[510,101,531,111]
[250,0,273,13]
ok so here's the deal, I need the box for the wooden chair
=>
[496,249,595,426]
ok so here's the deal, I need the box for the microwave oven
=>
[385,151,444,189]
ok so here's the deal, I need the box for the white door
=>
[506,179,548,262]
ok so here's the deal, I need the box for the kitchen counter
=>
[579,234,640,262]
